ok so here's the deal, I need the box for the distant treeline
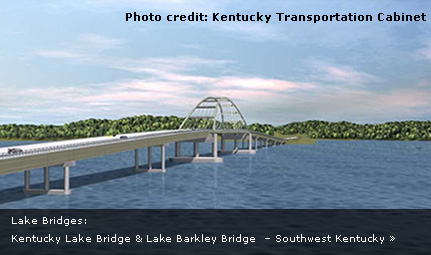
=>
[276,120,431,140]
[0,116,430,141]
[0,115,184,140]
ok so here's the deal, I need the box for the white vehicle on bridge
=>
[7,148,23,155]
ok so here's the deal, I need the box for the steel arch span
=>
[179,97,248,131]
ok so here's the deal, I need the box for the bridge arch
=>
[179,97,248,131]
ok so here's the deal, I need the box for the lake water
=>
[0,140,429,209]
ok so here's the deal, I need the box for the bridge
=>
[0,97,289,195]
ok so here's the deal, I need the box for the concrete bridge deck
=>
[0,129,287,194]
[0,129,286,175]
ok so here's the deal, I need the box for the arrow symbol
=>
[390,236,395,241]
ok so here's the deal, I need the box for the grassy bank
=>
[274,133,316,145]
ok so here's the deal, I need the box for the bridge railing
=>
[0,130,201,160]
[0,128,287,160]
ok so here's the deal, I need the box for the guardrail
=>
[0,130,202,160]
[249,131,288,142]
[0,129,287,160]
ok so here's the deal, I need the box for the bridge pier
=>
[24,170,30,190]
[23,161,75,195]
[220,134,226,151]
[135,146,166,173]
[235,133,256,154]
[175,142,181,157]
[134,149,140,171]
[148,147,152,170]
[170,133,223,163]
[213,133,218,157]
[194,142,200,157]
[218,133,239,154]
[44,166,50,190]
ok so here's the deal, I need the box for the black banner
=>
[1,210,429,255]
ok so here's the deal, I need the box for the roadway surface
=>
[0,129,287,175]
[0,130,195,158]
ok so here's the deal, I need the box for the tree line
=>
[0,116,430,141]
[276,120,431,140]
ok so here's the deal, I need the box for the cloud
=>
[1,65,430,125]
[210,22,288,42]
[215,77,315,91]
[182,44,203,50]
[120,80,193,92]
[309,87,431,122]
[113,56,234,74]
[308,60,381,86]
[321,65,378,84]
[0,57,318,124]
[33,50,81,59]
[416,43,431,61]
[26,31,431,125]
[77,33,124,50]
[86,0,224,16]
[24,39,431,125]
[33,36,234,78]
[33,33,124,61]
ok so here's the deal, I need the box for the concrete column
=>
[255,137,258,150]
[44,167,50,190]
[213,133,218,158]
[234,134,238,149]
[148,147,152,170]
[194,142,200,157]
[161,145,166,171]
[266,139,269,148]
[134,149,139,171]
[24,170,30,190]
[221,134,225,150]
[175,142,181,157]
[64,166,70,194]
[248,134,253,151]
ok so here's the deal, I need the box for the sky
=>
[1,0,431,125]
